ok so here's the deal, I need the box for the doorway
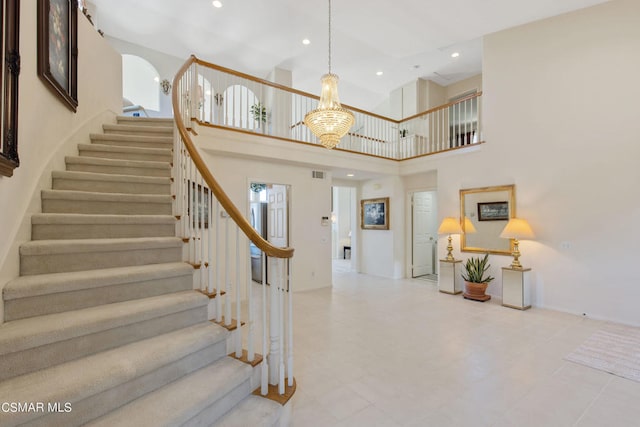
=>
[331,186,356,273]
[248,182,289,284]
[411,190,438,279]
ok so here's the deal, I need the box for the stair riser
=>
[79,149,172,163]
[52,177,170,195]
[0,307,208,382]
[18,343,225,427]
[20,246,182,275]
[116,118,173,127]
[42,199,172,215]
[91,139,173,149]
[66,162,171,178]
[103,128,173,136]
[183,380,252,427]
[4,273,193,321]
[32,223,175,240]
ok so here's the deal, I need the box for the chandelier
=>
[304,0,354,149]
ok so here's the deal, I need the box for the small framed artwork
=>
[37,0,78,112]
[477,201,509,221]
[187,181,210,229]
[361,197,389,230]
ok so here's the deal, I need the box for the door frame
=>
[405,187,437,278]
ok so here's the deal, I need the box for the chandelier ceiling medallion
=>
[304,0,354,149]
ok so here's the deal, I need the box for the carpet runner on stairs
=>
[0,116,283,426]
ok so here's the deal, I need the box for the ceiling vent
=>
[312,171,325,179]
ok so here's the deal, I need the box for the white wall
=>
[401,0,640,326]
[0,9,122,323]
[106,36,186,117]
[199,149,333,292]
[359,176,405,279]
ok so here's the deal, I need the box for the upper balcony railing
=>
[187,56,483,160]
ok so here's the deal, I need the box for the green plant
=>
[461,253,495,284]
[250,103,267,123]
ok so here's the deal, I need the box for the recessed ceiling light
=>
[376,71,383,76]
[212,1,222,8]
[153,76,160,82]
[347,173,355,177]
[302,38,310,45]
[451,52,460,58]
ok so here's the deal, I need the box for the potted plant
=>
[461,253,494,302]
[250,103,267,130]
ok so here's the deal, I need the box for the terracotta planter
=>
[463,281,491,302]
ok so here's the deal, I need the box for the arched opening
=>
[122,54,160,112]
[222,85,262,130]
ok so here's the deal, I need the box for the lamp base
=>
[510,238,523,269]
[445,235,455,261]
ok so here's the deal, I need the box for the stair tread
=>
[91,133,173,143]
[52,170,171,184]
[87,357,252,427]
[65,155,170,169]
[0,322,227,426]
[78,143,172,155]
[213,395,283,427]
[102,124,174,134]
[0,290,207,356]
[31,213,175,225]
[42,189,172,202]
[4,262,192,301]
[20,236,183,256]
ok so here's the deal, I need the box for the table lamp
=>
[500,218,535,269]
[438,217,463,261]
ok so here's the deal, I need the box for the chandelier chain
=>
[328,0,332,74]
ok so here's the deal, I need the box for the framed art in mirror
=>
[460,185,515,255]
[37,0,78,112]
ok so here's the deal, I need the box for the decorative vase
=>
[463,281,491,302]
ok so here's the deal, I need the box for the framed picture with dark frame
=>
[477,201,509,221]
[37,0,78,112]
[361,197,389,230]
[0,0,21,177]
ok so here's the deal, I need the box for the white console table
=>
[502,267,532,310]
[439,260,462,295]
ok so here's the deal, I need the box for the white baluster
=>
[225,215,231,326]
[261,251,268,395]
[215,201,222,322]
[247,238,254,362]
[279,258,285,395]
[235,226,242,357]
[287,258,294,387]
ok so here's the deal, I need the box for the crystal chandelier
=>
[304,0,354,149]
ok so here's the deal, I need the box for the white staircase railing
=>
[172,56,295,397]
[189,56,483,160]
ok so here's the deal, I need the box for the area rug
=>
[565,324,640,383]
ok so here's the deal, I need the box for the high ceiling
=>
[91,0,609,111]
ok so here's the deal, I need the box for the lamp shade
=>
[463,217,477,234]
[438,217,463,235]
[500,218,535,239]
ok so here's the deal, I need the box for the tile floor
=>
[287,262,640,426]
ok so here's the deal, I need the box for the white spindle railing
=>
[173,56,295,398]
[189,56,483,160]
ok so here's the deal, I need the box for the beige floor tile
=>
[285,269,640,427]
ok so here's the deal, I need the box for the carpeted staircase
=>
[0,117,282,426]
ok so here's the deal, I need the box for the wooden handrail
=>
[172,55,294,259]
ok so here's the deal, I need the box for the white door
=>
[412,191,437,277]
[267,184,288,286]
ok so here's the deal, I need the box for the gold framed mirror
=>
[460,185,515,255]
